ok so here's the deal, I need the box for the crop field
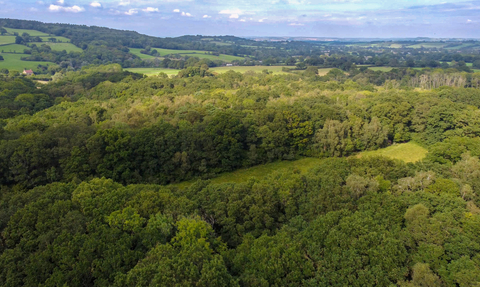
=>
[369,67,395,72]
[0,44,29,53]
[39,36,71,43]
[3,27,49,36]
[152,48,244,61]
[357,142,428,163]
[30,42,82,52]
[0,53,54,71]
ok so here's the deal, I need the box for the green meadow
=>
[0,53,54,71]
[357,142,428,163]
[31,42,82,52]
[0,36,16,45]
[174,142,428,189]
[0,44,29,53]
[124,67,180,76]
[3,27,49,36]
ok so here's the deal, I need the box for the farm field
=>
[0,36,16,45]
[357,142,428,163]
[0,44,29,53]
[369,67,395,72]
[128,48,164,60]
[407,42,447,48]
[30,42,82,52]
[39,36,71,42]
[124,67,180,76]
[149,48,244,62]
[0,53,54,71]
[3,27,49,36]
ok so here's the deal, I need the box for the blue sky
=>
[1,0,479,38]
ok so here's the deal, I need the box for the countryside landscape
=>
[2,0,480,285]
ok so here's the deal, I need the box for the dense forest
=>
[2,61,480,286]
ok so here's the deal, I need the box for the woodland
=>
[1,19,480,287]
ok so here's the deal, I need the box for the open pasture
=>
[0,36,16,45]
[0,53,54,71]
[31,42,82,53]
[0,44,29,53]
[3,27,49,36]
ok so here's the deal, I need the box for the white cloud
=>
[49,4,85,12]
[259,18,267,22]
[57,0,64,4]
[230,14,239,19]
[143,7,158,12]
[181,11,192,16]
[118,0,130,6]
[203,15,211,18]
[90,1,101,7]
[467,19,472,22]
[289,22,304,26]
[173,8,180,12]
[125,8,138,15]
[239,18,246,22]
[219,8,242,15]
[30,7,38,11]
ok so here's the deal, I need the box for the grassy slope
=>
[0,44,29,53]
[3,27,49,36]
[124,67,180,76]
[39,36,71,43]
[129,48,163,60]
[30,42,82,53]
[357,142,428,163]
[173,142,428,189]
[0,36,16,45]
[0,53,54,71]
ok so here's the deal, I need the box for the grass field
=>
[173,142,428,188]
[0,44,29,53]
[369,67,395,72]
[124,67,180,76]
[39,36,71,43]
[0,53,54,71]
[128,48,164,60]
[357,142,428,163]
[173,157,324,189]
[30,42,82,53]
[0,36,16,45]
[3,27,49,36]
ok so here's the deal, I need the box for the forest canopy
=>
[1,60,480,286]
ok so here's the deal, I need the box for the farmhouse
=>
[23,69,34,76]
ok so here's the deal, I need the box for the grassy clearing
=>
[0,53,54,71]
[0,44,29,53]
[0,36,16,45]
[39,36,71,43]
[124,67,179,76]
[172,157,324,189]
[30,42,82,53]
[173,142,428,189]
[369,67,394,72]
[129,48,163,60]
[357,142,428,163]
[3,27,49,36]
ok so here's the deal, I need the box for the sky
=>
[1,0,480,38]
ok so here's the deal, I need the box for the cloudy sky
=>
[1,0,479,38]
